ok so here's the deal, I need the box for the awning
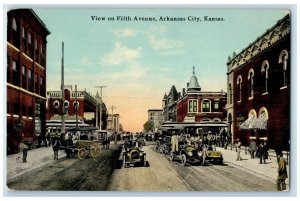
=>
[249,112,268,130]
[239,116,257,130]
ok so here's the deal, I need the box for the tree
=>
[143,121,154,132]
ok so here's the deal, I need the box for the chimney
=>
[182,88,185,96]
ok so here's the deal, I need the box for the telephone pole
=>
[61,42,65,136]
[95,86,106,130]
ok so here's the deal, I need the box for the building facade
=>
[226,14,290,150]
[6,9,50,154]
[107,114,120,134]
[162,85,179,122]
[46,85,108,131]
[176,68,227,123]
[148,109,163,132]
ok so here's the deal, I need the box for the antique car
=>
[170,144,203,166]
[123,140,147,168]
[206,145,224,164]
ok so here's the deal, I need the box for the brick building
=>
[6,9,50,154]
[176,67,227,123]
[162,85,179,122]
[46,85,108,131]
[226,14,290,150]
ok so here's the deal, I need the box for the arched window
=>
[237,75,242,102]
[279,50,289,87]
[261,60,269,93]
[12,18,17,31]
[73,101,79,114]
[64,101,69,115]
[202,99,211,113]
[248,69,254,98]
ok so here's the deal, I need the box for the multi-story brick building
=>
[226,14,290,150]
[46,85,108,131]
[162,85,179,122]
[176,67,227,123]
[6,9,50,154]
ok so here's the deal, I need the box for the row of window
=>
[51,100,79,115]
[188,99,220,113]
[9,17,46,66]
[7,102,33,117]
[228,49,289,104]
[7,55,44,96]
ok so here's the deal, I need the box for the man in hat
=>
[235,139,242,161]
[276,153,288,191]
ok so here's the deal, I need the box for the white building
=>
[148,109,163,132]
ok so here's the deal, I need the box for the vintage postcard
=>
[5,7,292,194]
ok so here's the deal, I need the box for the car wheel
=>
[181,154,187,166]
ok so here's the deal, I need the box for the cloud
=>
[101,42,141,65]
[113,28,140,38]
[148,35,184,56]
[80,56,93,66]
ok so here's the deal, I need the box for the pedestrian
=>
[19,141,28,163]
[52,137,61,160]
[171,131,179,154]
[260,141,268,164]
[275,144,283,164]
[235,139,242,161]
[276,153,288,191]
[248,139,257,159]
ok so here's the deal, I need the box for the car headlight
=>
[188,152,193,157]
[198,152,202,157]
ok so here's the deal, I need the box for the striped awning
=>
[239,116,257,130]
[249,112,268,130]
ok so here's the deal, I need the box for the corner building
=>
[6,9,50,154]
[226,14,290,150]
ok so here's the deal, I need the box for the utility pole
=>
[110,105,117,144]
[61,42,65,137]
[75,84,78,129]
[95,86,106,130]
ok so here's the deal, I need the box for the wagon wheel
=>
[78,148,87,159]
[181,154,187,166]
[90,144,101,158]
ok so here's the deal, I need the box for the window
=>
[35,39,39,62]
[7,102,10,114]
[28,32,33,58]
[12,17,19,47]
[12,60,19,86]
[64,101,69,114]
[202,99,211,113]
[40,77,44,96]
[228,83,232,104]
[28,106,33,117]
[28,69,33,92]
[13,103,19,115]
[248,69,254,98]
[213,100,219,112]
[22,65,26,89]
[237,75,242,102]
[7,55,11,83]
[35,74,38,93]
[279,50,289,87]
[188,99,198,113]
[73,101,79,114]
[22,26,26,52]
[22,105,27,117]
[261,60,269,93]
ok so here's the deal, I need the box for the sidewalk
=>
[217,146,290,188]
[6,146,66,183]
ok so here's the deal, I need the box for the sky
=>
[32,8,288,132]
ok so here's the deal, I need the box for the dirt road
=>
[108,145,276,191]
